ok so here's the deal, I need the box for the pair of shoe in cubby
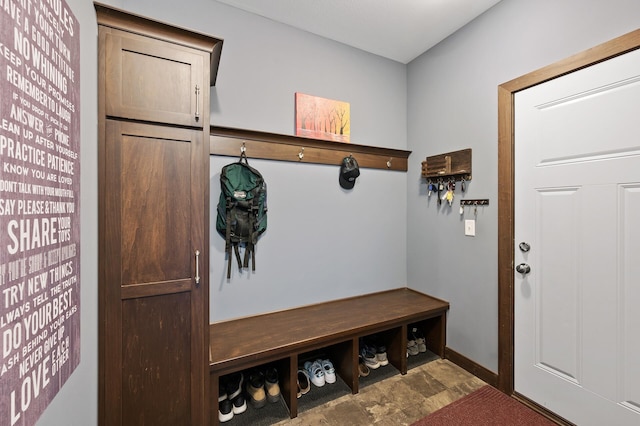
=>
[218,372,246,423]
[219,366,281,423]
[297,357,337,398]
[407,325,427,356]
[359,336,389,375]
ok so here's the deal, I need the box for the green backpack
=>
[216,153,267,278]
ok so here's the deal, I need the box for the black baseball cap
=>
[339,156,360,189]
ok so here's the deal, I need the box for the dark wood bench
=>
[209,288,449,425]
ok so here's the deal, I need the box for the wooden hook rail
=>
[210,126,411,171]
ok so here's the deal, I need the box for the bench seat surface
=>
[210,288,448,372]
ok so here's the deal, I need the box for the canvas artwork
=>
[1,0,82,425]
[295,93,350,142]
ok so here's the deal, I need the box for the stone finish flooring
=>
[274,358,487,426]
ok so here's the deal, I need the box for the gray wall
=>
[204,1,408,320]
[32,0,640,424]
[406,0,640,372]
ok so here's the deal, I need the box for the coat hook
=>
[386,157,393,169]
[298,147,305,160]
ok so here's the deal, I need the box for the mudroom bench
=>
[209,288,449,425]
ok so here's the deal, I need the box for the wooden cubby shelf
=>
[210,126,412,171]
[209,288,449,425]
[421,148,472,182]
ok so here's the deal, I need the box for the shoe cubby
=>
[209,289,449,425]
[215,359,292,425]
[295,342,355,415]
[408,316,446,358]
[357,328,402,387]
[405,321,443,371]
[298,341,356,389]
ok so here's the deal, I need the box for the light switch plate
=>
[465,219,476,237]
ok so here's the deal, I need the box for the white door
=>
[514,48,640,425]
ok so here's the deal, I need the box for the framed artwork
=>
[295,93,350,142]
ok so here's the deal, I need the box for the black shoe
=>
[226,372,244,400]
[218,399,233,423]
[218,380,227,402]
[232,394,247,415]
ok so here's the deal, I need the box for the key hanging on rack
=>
[446,180,455,206]
[427,179,436,198]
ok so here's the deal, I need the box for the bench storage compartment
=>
[209,288,449,425]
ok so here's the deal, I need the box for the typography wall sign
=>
[0,0,80,425]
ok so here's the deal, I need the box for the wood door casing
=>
[102,120,206,425]
[103,27,205,128]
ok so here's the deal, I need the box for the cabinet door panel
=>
[105,29,205,127]
[102,120,207,425]
[120,130,191,285]
[122,292,191,425]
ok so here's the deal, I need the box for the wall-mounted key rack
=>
[460,199,489,206]
[459,199,489,216]
[421,148,472,182]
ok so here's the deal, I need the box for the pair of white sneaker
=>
[304,359,336,387]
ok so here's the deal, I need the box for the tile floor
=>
[278,358,487,425]
[223,353,487,426]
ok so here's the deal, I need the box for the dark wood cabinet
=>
[103,28,206,127]
[96,3,222,425]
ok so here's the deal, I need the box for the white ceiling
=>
[216,0,503,64]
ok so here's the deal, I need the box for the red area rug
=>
[411,385,557,426]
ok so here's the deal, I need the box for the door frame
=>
[497,29,640,396]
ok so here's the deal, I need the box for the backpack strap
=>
[238,151,249,165]
[224,197,233,247]
[245,200,260,270]
[234,244,243,271]
[225,197,234,279]
[250,242,256,272]
[243,243,251,269]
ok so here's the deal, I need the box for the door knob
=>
[519,242,530,252]
[516,263,531,275]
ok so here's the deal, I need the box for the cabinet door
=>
[103,28,206,127]
[101,120,208,425]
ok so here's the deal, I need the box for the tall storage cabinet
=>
[95,4,222,425]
